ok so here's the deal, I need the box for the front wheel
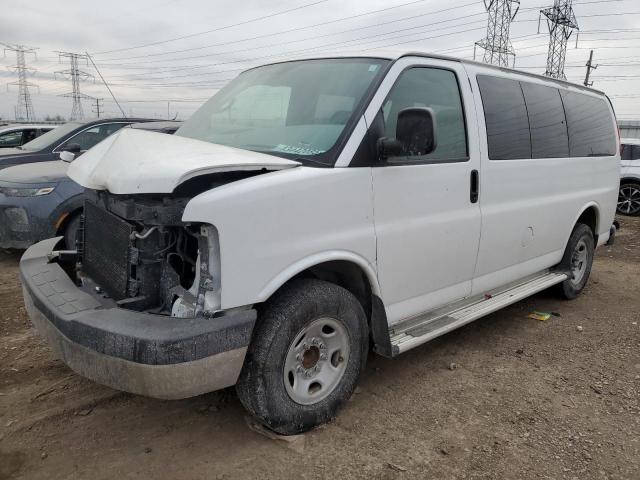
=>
[557,223,595,300]
[236,279,369,435]
[617,182,640,216]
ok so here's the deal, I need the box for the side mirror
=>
[378,107,437,160]
[63,143,82,154]
[59,151,76,162]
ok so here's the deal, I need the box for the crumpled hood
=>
[0,160,69,184]
[67,128,300,194]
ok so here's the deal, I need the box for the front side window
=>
[0,130,23,147]
[177,58,389,166]
[477,75,531,160]
[381,67,468,163]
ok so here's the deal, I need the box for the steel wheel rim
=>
[283,317,350,405]
[618,185,640,215]
[570,239,589,286]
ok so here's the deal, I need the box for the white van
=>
[20,52,619,435]
[619,138,640,216]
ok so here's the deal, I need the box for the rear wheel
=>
[557,223,595,300]
[236,278,368,435]
[617,182,640,216]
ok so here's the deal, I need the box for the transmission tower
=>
[541,0,578,79]
[55,52,95,120]
[3,44,38,122]
[474,0,521,68]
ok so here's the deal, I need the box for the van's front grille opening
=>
[77,193,203,315]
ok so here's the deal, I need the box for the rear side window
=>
[477,75,531,160]
[521,82,569,158]
[560,91,616,157]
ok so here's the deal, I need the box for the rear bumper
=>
[20,237,256,399]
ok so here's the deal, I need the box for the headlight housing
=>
[0,186,55,197]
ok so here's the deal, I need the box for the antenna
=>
[3,43,39,122]
[474,0,521,68]
[55,52,95,120]
[541,0,579,79]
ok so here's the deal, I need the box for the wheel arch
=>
[571,203,600,244]
[256,252,393,358]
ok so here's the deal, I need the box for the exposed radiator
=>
[82,200,133,300]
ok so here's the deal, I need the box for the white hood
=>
[67,128,300,194]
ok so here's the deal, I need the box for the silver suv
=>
[619,138,640,216]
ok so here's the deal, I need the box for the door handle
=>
[470,169,479,203]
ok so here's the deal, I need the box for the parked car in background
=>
[0,124,57,148]
[0,118,155,170]
[0,121,180,249]
[20,53,619,435]
[618,138,640,216]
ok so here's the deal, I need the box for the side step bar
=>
[389,271,568,355]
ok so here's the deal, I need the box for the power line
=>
[94,0,331,55]
[3,43,38,121]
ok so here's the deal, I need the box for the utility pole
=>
[474,0,521,68]
[541,0,579,80]
[92,98,104,118]
[583,49,597,87]
[55,52,95,120]
[3,43,38,122]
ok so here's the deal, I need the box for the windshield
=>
[176,58,389,165]
[20,122,81,151]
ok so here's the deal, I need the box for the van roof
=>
[253,50,607,97]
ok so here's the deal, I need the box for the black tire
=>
[63,214,81,250]
[617,182,640,216]
[557,223,595,300]
[236,278,369,435]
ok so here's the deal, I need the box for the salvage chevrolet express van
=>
[20,52,619,434]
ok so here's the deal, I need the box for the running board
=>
[389,271,568,355]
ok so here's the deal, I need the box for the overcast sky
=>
[1,0,639,122]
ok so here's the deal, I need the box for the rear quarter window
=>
[560,91,616,157]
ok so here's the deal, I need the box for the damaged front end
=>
[75,189,221,318]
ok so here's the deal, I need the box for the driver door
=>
[370,60,482,325]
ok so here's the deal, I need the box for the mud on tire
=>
[235,278,369,435]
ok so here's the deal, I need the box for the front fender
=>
[182,167,377,310]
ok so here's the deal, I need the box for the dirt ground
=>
[1,218,638,480]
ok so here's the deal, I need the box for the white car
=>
[619,137,640,216]
[20,52,619,434]
[0,124,57,148]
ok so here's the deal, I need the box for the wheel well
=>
[304,261,372,319]
[576,206,598,243]
[620,178,640,186]
[55,209,81,235]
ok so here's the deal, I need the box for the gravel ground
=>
[1,217,638,480]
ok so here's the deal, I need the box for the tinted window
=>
[0,130,23,147]
[621,144,640,160]
[65,123,127,151]
[560,91,616,157]
[381,67,467,163]
[477,75,531,160]
[521,83,569,158]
